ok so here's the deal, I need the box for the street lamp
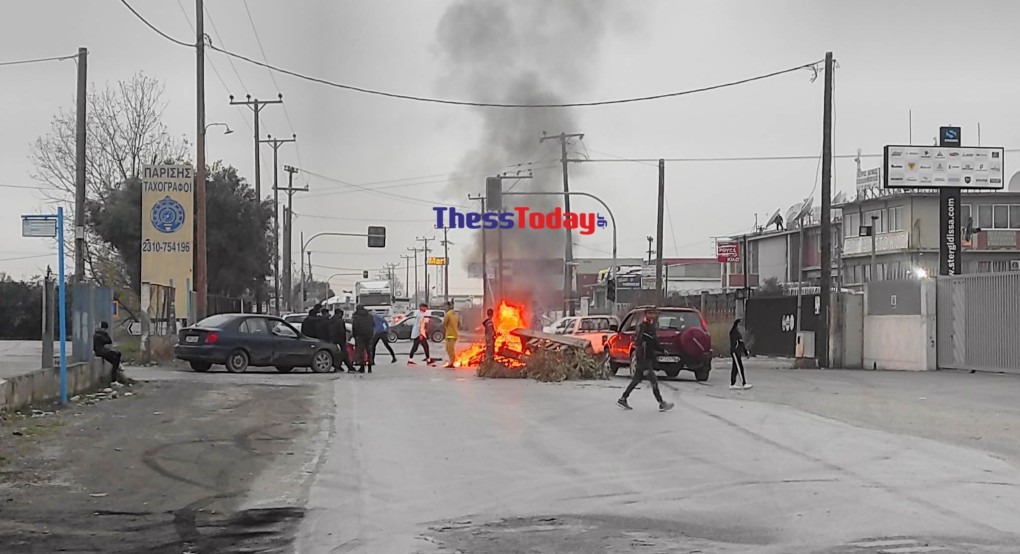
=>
[204,122,233,135]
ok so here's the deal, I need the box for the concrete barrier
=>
[0,358,111,413]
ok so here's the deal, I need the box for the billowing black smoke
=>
[436,0,618,300]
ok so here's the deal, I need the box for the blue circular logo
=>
[150,196,186,233]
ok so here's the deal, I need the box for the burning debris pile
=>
[454,300,608,383]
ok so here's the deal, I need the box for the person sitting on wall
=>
[93,321,122,384]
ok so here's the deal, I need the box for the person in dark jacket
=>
[729,318,752,390]
[371,314,397,365]
[93,321,122,384]
[351,305,376,373]
[301,305,323,339]
[329,308,356,373]
[317,307,332,343]
[617,307,674,412]
[482,308,495,362]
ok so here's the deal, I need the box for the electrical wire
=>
[0,183,49,190]
[0,253,54,263]
[293,212,435,223]
[0,54,77,67]
[119,0,822,109]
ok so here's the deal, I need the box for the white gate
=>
[937,273,1020,374]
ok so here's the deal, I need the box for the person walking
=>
[407,303,435,365]
[301,305,323,339]
[351,305,376,373]
[729,318,752,390]
[482,308,495,363]
[93,321,122,384]
[329,308,356,373]
[371,313,398,365]
[442,301,460,368]
[617,307,674,412]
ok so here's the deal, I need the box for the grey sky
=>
[2,0,1018,294]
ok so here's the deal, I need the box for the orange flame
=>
[453,300,528,368]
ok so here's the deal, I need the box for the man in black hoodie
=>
[729,318,752,390]
[329,308,356,373]
[351,305,376,373]
[617,307,674,412]
[301,305,323,339]
[93,321,122,384]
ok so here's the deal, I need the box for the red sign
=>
[716,242,740,263]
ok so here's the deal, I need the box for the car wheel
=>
[226,350,249,373]
[430,330,444,343]
[311,350,333,373]
[190,361,212,372]
[387,331,398,343]
[275,366,295,374]
[694,364,711,382]
[628,349,638,377]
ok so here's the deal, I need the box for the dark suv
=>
[604,306,713,381]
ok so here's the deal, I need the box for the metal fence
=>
[937,273,1020,374]
[71,284,113,363]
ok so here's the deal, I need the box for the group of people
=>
[617,307,752,412]
[300,304,397,373]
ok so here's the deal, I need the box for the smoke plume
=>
[436,0,619,299]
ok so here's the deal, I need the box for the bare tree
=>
[30,72,189,285]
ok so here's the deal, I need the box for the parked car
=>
[174,313,342,374]
[544,316,577,334]
[389,309,445,326]
[387,313,445,343]
[604,306,713,381]
[551,315,620,353]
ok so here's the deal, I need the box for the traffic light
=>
[485,177,502,212]
[362,270,369,279]
[606,278,617,302]
[367,226,386,248]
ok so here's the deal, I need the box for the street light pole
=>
[870,215,879,283]
[407,247,423,304]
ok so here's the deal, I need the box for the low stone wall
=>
[0,359,111,413]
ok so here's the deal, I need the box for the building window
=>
[962,204,973,227]
[993,205,1010,229]
[978,261,992,273]
[1011,206,1020,229]
[887,206,904,232]
[845,212,860,237]
[993,260,1010,272]
[978,205,993,229]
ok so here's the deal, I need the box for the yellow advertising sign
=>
[427,256,448,266]
[141,164,194,318]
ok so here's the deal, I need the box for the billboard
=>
[141,164,194,317]
[883,145,1005,189]
[716,241,740,263]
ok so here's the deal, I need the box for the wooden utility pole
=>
[540,131,584,316]
[400,254,414,298]
[818,51,835,368]
[74,47,87,285]
[280,165,306,312]
[441,226,451,305]
[259,134,296,315]
[407,247,423,305]
[229,93,283,313]
[654,159,665,302]
[194,0,207,319]
[468,194,487,310]
[417,236,435,306]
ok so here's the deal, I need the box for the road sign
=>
[640,276,656,290]
[22,215,57,238]
[427,256,448,266]
[367,226,386,248]
[940,126,961,147]
[883,145,1005,189]
[716,241,741,263]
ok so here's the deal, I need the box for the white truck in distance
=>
[355,280,393,317]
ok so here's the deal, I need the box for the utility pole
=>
[407,247,423,305]
[490,173,532,300]
[280,165,306,312]
[416,236,435,306]
[646,236,654,265]
[441,226,452,305]
[259,134,296,315]
[400,254,413,298]
[74,47,87,285]
[655,159,666,303]
[818,51,834,369]
[194,0,207,320]
[229,93,283,313]
[468,194,487,310]
[541,131,584,316]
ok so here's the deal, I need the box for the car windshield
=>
[656,311,701,331]
[195,314,235,329]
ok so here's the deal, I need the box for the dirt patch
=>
[0,379,328,553]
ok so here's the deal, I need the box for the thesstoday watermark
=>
[434,206,608,235]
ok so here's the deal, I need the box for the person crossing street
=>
[617,307,674,412]
[351,305,376,373]
[442,301,459,368]
[407,303,436,365]
[329,308,356,373]
[730,318,752,390]
[371,313,398,365]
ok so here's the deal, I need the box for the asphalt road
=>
[4,350,1020,553]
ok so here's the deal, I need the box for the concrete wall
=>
[757,236,789,284]
[863,280,936,371]
[0,358,111,413]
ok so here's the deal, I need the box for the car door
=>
[610,313,639,362]
[237,317,275,366]
[271,320,315,366]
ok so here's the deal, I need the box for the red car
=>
[604,306,713,381]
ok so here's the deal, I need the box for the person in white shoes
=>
[407,303,436,365]
[729,318,752,390]
[617,307,674,412]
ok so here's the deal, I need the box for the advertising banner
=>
[141,164,194,317]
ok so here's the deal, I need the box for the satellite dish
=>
[1008,171,1020,192]
[785,202,803,226]
[764,209,784,230]
[794,196,814,223]
[833,191,847,205]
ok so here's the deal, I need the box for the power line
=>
[0,54,77,67]
[293,212,435,223]
[119,1,822,109]
[0,183,49,190]
[0,253,54,263]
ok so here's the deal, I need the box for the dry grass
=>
[476,349,610,383]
